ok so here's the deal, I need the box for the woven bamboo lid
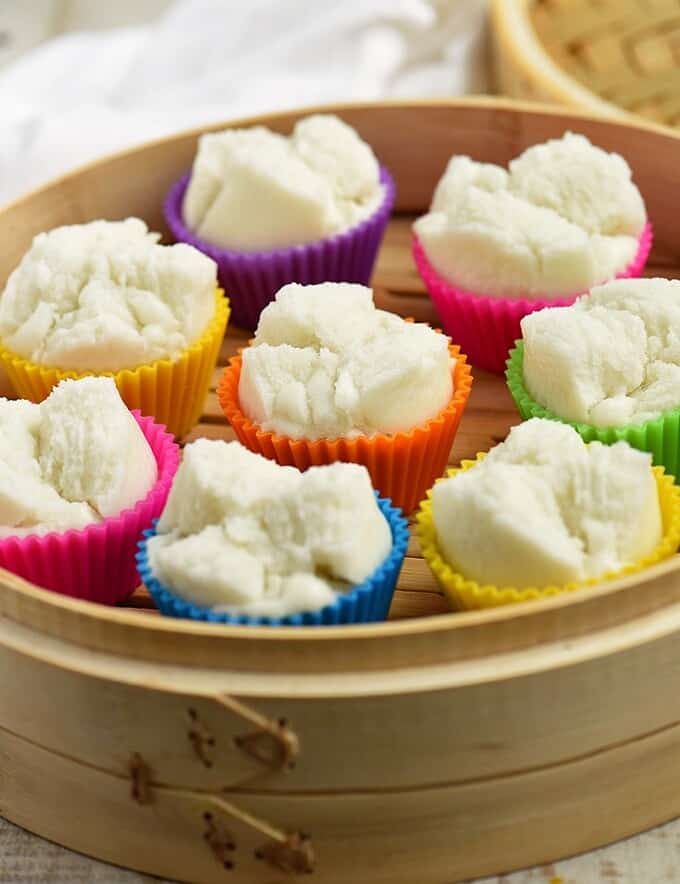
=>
[492,0,680,128]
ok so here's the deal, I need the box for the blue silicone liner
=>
[136,494,409,627]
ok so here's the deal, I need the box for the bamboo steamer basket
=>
[2,99,680,883]
[492,0,680,129]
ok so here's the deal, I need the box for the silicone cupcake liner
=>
[0,291,229,439]
[416,457,680,611]
[136,493,409,626]
[412,222,653,374]
[217,343,473,514]
[506,341,680,478]
[163,167,396,330]
[0,413,180,605]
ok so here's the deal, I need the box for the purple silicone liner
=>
[0,413,180,605]
[163,166,396,330]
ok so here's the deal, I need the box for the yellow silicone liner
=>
[416,455,680,611]
[0,290,229,439]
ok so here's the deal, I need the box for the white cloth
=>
[0,0,489,206]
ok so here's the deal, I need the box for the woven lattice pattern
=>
[531,0,680,126]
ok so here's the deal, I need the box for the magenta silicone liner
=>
[0,412,180,605]
[412,221,653,374]
[163,166,396,330]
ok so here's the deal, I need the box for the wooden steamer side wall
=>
[6,590,680,882]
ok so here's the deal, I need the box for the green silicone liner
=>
[505,341,680,480]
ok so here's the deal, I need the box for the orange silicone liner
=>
[217,342,473,514]
[0,290,229,439]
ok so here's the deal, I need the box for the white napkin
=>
[0,0,489,205]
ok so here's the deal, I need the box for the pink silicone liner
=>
[413,222,653,374]
[0,412,180,605]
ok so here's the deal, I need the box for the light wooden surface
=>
[3,812,680,884]
[3,100,680,882]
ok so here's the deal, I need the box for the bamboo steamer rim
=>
[1,95,670,220]
[3,554,680,638]
[2,97,680,676]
